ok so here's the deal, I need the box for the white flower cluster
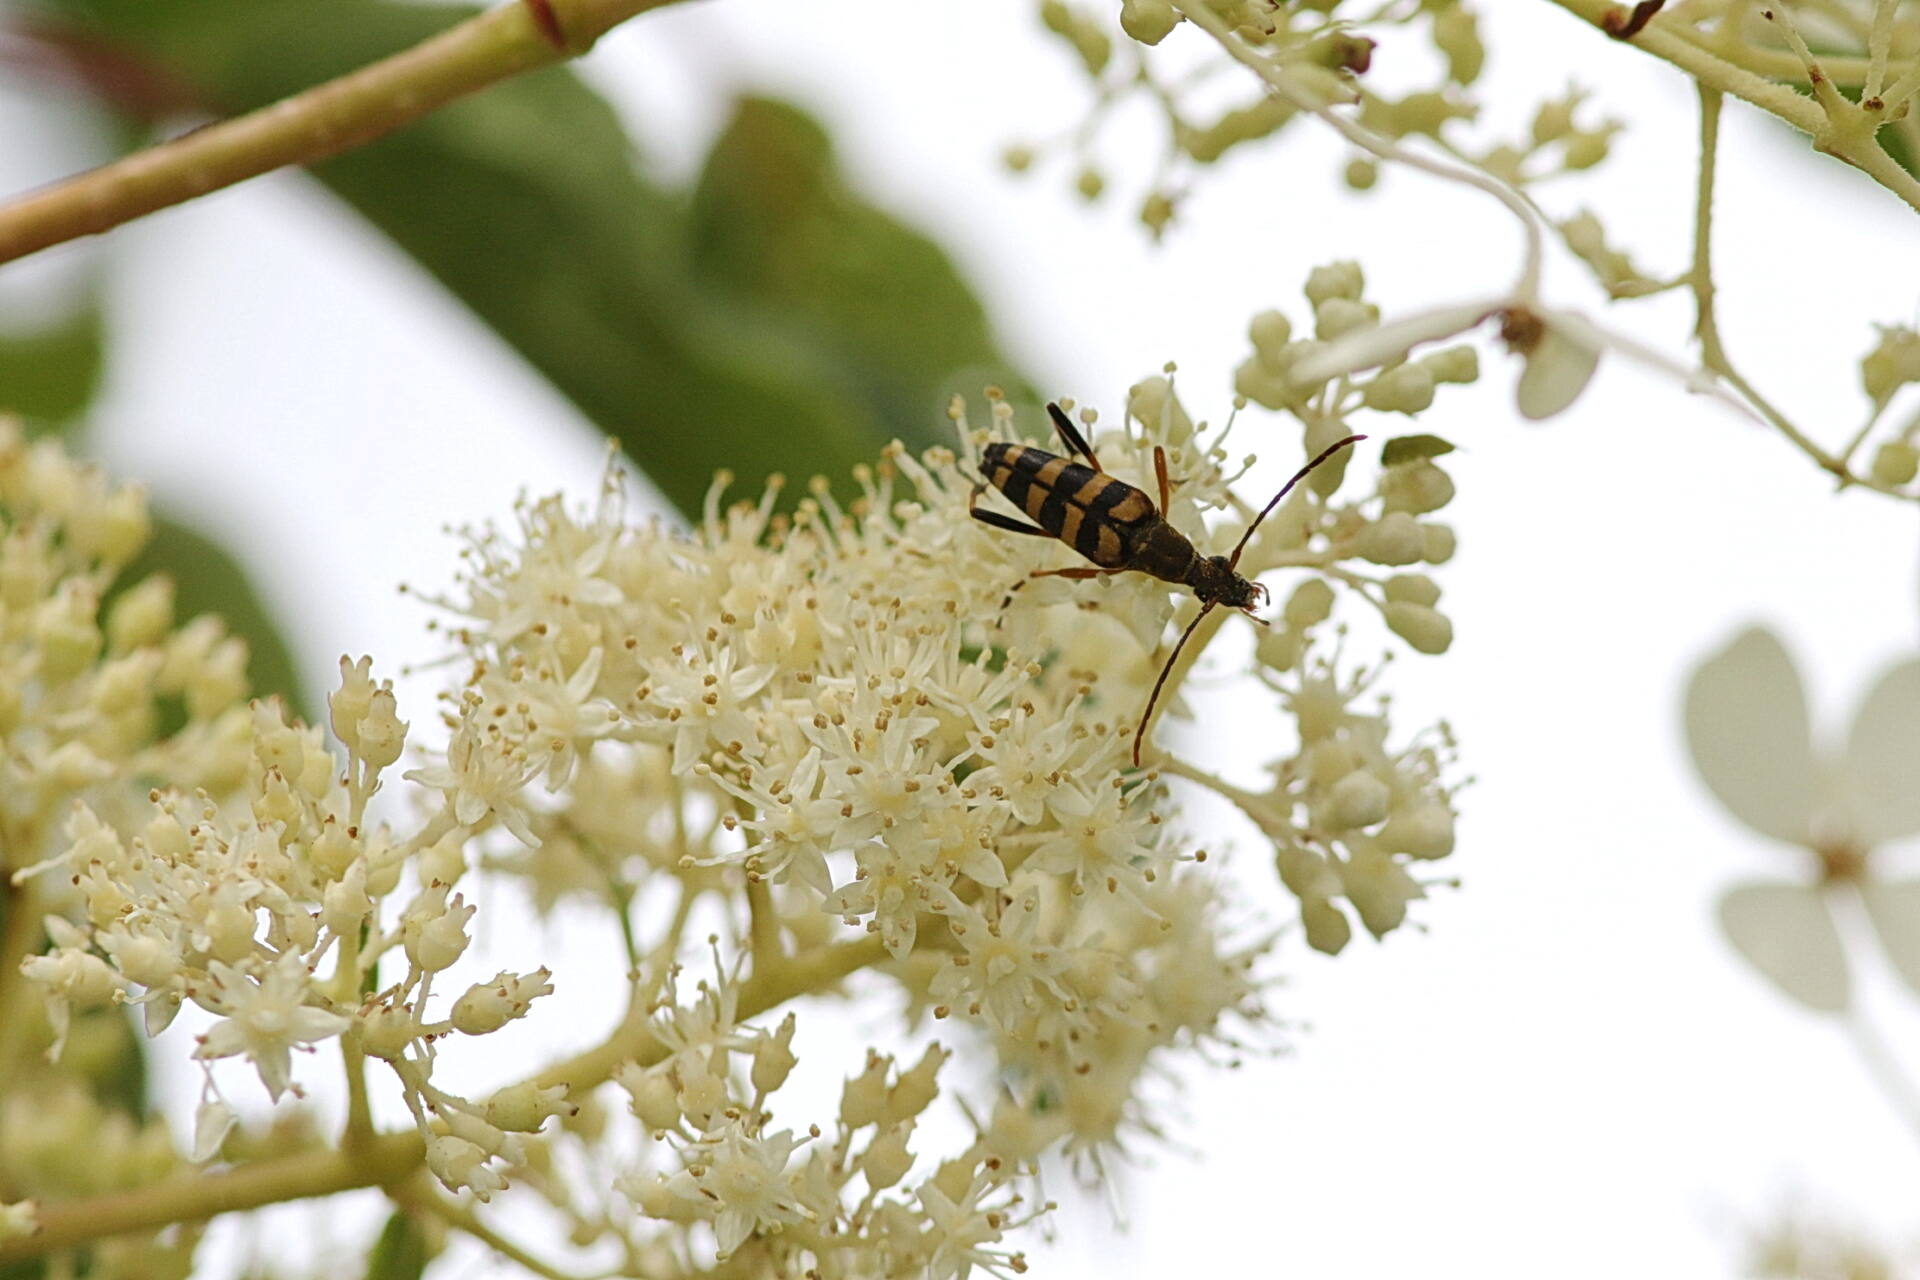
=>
[11,325,1466,1270]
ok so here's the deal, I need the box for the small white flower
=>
[192,951,350,1100]
[1685,626,1920,1012]
[662,1121,813,1259]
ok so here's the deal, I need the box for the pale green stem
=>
[1688,85,1868,485]
[745,877,784,973]
[0,0,691,265]
[1866,0,1896,100]
[1882,56,1920,113]
[1846,1009,1920,1147]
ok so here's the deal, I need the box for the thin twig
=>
[0,0,688,265]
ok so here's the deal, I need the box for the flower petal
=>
[1684,627,1816,845]
[1288,298,1503,386]
[1514,318,1602,420]
[1844,658,1920,845]
[1718,882,1849,1012]
[1861,878,1920,998]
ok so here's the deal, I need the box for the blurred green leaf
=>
[363,1210,433,1280]
[690,96,1029,433]
[0,300,105,427]
[1380,433,1456,466]
[31,0,1032,516]
[116,513,308,721]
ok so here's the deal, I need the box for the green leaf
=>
[1380,433,1457,466]
[40,0,1032,517]
[362,1211,433,1280]
[0,300,106,427]
[688,96,1031,435]
[116,513,309,721]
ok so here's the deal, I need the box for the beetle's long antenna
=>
[1227,434,1367,569]
[1134,604,1214,767]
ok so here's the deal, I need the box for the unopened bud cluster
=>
[1012,0,1486,236]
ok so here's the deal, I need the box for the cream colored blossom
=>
[1686,626,1920,1013]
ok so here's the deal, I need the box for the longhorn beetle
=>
[968,402,1363,766]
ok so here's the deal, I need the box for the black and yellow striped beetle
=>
[968,402,1363,766]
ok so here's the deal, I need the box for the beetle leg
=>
[1046,403,1104,472]
[1154,446,1171,514]
[969,486,1054,537]
[1030,567,1117,581]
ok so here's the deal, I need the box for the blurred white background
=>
[7,0,1920,1275]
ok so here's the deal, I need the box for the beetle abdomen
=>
[979,443,1159,569]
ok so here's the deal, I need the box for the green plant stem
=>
[0,879,45,1080]
[0,0,688,266]
[1684,84,1908,495]
[1545,0,1920,213]
[0,1131,427,1262]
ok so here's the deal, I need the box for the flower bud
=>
[485,1081,575,1133]
[357,1002,422,1060]
[1127,376,1195,444]
[616,1063,684,1133]
[1531,94,1580,144]
[1315,297,1378,341]
[751,1012,799,1094]
[1303,740,1361,787]
[1344,157,1378,190]
[452,968,554,1036]
[1341,851,1422,938]
[1873,441,1919,486]
[1302,896,1353,955]
[1275,843,1342,899]
[1381,460,1455,513]
[1327,770,1391,829]
[1355,512,1424,565]
[1304,261,1365,305]
[862,1122,916,1190]
[1379,803,1456,859]
[886,1043,948,1124]
[1255,625,1302,672]
[1432,4,1484,82]
[1384,601,1454,654]
[1562,128,1614,170]
[1284,578,1335,629]
[840,1051,892,1129]
[1119,0,1179,43]
[1249,309,1294,364]
[1362,363,1436,414]
[426,1135,506,1201]
[675,1056,728,1124]
[355,688,408,771]
[1421,522,1458,564]
[321,865,373,936]
[1862,327,1920,406]
[1420,344,1479,384]
[1383,574,1441,607]
[330,656,376,753]
[402,889,475,974]
[106,575,174,653]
